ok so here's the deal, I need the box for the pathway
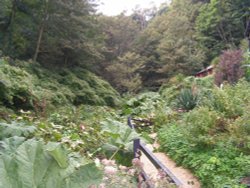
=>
[140,134,201,188]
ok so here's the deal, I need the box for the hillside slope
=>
[0,57,120,114]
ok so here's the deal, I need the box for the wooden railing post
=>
[128,116,183,187]
[128,116,134,129]
[133,138,140,159]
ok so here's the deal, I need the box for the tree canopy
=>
[0,0,249,93]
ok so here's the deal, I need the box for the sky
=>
[97,0,169,16]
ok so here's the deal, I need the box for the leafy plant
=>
[158,124,250,187]
[242,51,250,81]
[0,121,36,139]
[122,92,166,117]
[204,80,250,119]
[176,88,198,111]
[229,109,250,152]
[0,139,103,188]
[101,119,140,165]
[0,59,120,112]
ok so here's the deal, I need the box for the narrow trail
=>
[140,134,201,188]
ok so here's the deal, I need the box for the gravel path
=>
[140,136,200,188]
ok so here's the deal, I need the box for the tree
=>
[106,52,143,93]
[196,0,250,62]
[97,14,142,92]
[134,0,204,89]
[33,0,49,62]
[0,0,40,58]
[157,0,205,76]
[35,0,102,67]
[98,14,141,58]
[0,0,102,68]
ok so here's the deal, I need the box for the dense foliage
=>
[158,80,250,187]
[1,0,250,187]
[214,50,244,86]
[0,57,119,113]
[0,121,103,188]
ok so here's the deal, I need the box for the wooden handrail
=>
[128,116,183,187]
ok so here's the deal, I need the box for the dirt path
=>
[140,135,201,188]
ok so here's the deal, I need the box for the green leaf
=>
[64,163,103,188]
[0,155,20,188]
[0,136,26,155]
[45,142,69,168]
[16,139,51,188]
[0,139,103,188]
[0,122,36,139]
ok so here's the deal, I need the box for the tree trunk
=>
[33,24,44,62]
[33,1,49,62]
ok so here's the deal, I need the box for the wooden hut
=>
[195,65,214,78]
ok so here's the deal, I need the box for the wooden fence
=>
[127,117,183,187]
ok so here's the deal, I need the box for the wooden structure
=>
[127,117,183,187]
[195,65,213,78]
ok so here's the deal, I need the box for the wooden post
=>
[128,116,134,129]
[133,138,140,159]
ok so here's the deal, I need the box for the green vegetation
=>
[0,58,119,112]
[1,0,250,187]
[0,121,103,188]
[158,80,250,187]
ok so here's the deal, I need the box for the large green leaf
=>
[101,119,140,150]
[64,163,103,188]
[0,139,103,188]
[45,142,69,168]
[0,136,25,155]
[0,155,21,188]
[16,139,51,188]
[101,119,141,165]
[0,122,36,139]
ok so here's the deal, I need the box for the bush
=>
[186,108,228,146]
[214,50,244,86]
[203,80,250,119]
[0,58,120,112]
[229,109,250,153]
[241,51,250,80]
[176,88,198,111]
[160,76,214,108]
[122,92,165,116]
[158,122,250,187]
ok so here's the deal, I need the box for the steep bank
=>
[0,57,120,114]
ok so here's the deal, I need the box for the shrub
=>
[203,80,250,119]
[0,58,120,112]
[158,122,250,187]
[183,107,227,147]
[122,92,165,117]
[241,50,250,81]
[214,50,244,86]
[160,76,214,108]
[230,109,250,152]
[176,88,198,111]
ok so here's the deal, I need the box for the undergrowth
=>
[158,80,250,187]
[0,58,120,113]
